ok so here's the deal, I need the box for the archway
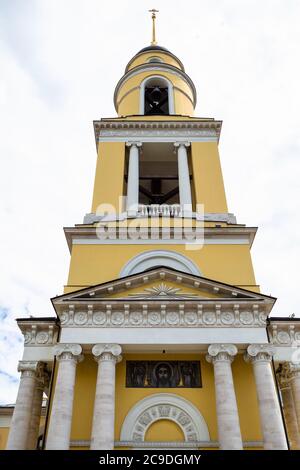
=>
[120,393,210,443]
[119,250,201,277]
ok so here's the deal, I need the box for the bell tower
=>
[5,12,297,453]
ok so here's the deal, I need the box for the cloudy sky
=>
[0,0,299,404]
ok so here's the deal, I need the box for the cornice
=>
[17,320,59,347]
[64,225,257,252]
[93,119,222,146]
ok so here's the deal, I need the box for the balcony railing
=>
[138,204,182,217]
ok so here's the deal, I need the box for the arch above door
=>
[120,393,210,443]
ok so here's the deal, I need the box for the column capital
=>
[92,343,122,363]
[54,343,84,363]
[206,343,238,364]
[277,362,293,389]
[289,363,300,379]
[126,141,142,148]
[17,361,45,379]
[174,141,190,148]
[245,344,275,364]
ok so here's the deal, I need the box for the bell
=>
[151,86,162,102]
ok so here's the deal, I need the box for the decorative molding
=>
[120,393,209,443]
[69,439,264,448]
[18,321,59,347]
[128,283,199,299]
[58,304,270,329]
[268,322,300,347]
[94,119,222,146]
[119,250,201,277]
[65,226,255,251]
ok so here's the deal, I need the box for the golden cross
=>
[149,8,159,45]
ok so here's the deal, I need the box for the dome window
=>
[147,56,164,63]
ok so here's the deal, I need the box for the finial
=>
[149,9,159,46]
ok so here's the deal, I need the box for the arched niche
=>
[119,250,201,277]
[120,393,210,443]
[140,75,174,115]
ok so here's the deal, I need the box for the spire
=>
[149,8,159,46]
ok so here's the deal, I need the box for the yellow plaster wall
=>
[91,142,125,213]
[145,420,184,441]
[65,244,257,292]
[191,142,228,213]
[0,427,9,449]
[127,52,183,71]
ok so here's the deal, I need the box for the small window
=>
[147,56,164,63]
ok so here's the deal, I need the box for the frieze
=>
[18,322,59,347]
[268,322,300,347]
[58,303,269,328]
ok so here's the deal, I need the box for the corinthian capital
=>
[206,343,238,364]
[92,343,122,363]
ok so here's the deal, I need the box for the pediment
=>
[52,267,275,308]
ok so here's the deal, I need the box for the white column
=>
[45,344,83,450]
[27,368,49,450]
[174,142,192,212]
[277,364,300,449]
[6,361,44,450]
[245,344,288,449]
[289,364,300,432]
[90,344,122,450]
[206,344,243,450]
[126,142,142,215]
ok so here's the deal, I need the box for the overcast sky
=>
[0,0,300,404]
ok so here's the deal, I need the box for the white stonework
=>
[45,344,83,450]
[174,142,192,210]
[206,344,243,450]
[245,344,288,449]
[90,344,122,450]
[27,368,49,450]
[120,393,209,443]
[6,361,44,450]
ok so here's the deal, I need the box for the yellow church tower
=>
[3,12,300,451]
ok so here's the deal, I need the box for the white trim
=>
[98,136,218,143]
[72,237,249,245]
[120,393,210,442]
[139,75,175,115]
[59,327,269,348]
[119,250,201,277]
